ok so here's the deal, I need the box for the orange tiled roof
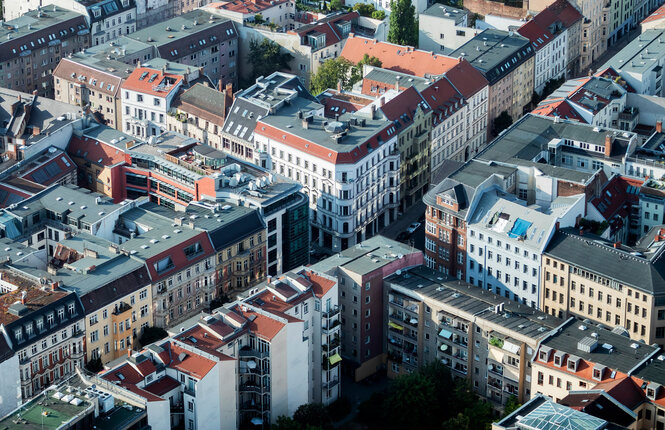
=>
[121,67,183,98]
[341,35,457,78]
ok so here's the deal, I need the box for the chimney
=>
[128,349,132,357]
[380,96,385,107]
[579,228,584,236]
[395,76,400,91]
[302,118,309,129]
[657,120,663,133]
[336,80,342,92]
[218,79,223,92]
[613,241,621,248]
[32,126,40,136]
[225,82,233,115]
[267,275,272,285]
[51,282,58,291]
[555,221,560,230]
[604,135,612,157]
[21,291,27,305]
[370,104,376,119]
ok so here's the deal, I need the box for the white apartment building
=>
[465,188,585,309]
[102,339,236,430]
[418,4,476,55]
[121,62,199,138]
[204,0,295,31]
[518,19,568,94]
[253,97,400,252]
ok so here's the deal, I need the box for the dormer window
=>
[47,313,54,326]
[553,351,566,367]
[592,364,606,381]
[14,329,22,341]
[538,346,552,362]
[92,7,101,18]
[567,355,580,372]
[647,383,660,400]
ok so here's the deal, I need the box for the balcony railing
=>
[239,349,269,359]
[323,379,339,389]
[322,305,340,319]
[322,319,341,333]
[184,386,195,397]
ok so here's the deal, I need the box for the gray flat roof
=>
[310,235,417,275]
[386,265,562,338]
[602,29,665,74]
[543,318,659,374]
[128,10,233,47]
[421,3,467,24]
[451,29,533,84]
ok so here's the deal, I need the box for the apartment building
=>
[112,206,217,327]
[141,200,267,294]
[641,4,665,31]
[384,265,562,408]
[418,4,476,55]
[0,275,85,401]
[7,232,154,365]
[310,236,423,381]
[53,55,129,129]
[517,2,580,94]
[587,175,642,244]
[127,10,239,86]
[205,0,295,31]
[167,267,339,426]
[47,0,137,46]
[541,228,665,346]
[602,29,665,97]
[532,75,628,128]
[103,339,235,430]
[122,133,309,276]
[530,318,659,403]
[466,188,585,309]
[0,88,83,163]
[451,29,535,136]
[121,62,199,138]
[423,60,489,170]
[639,179,665,234]
[66,125,137,200]
[135,0,211,29]
[530,0,607,71]
[167,82,233,148]
[249,74,400,252]
[547,0,583,77]
[0,6,91,98]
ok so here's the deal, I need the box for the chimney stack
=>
[604,135,612,157]
[32,126,40,136]
[370,104,376,119]
[657,120,663,133]
[51,282,58,291]
[218,79,223,92]
[380,96,385,107]
[336,80,342,92]
[21,291,27,305]
[613,241,621,248]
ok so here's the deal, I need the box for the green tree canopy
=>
[493,110,513,135]
[371,9,386,19]
[353,2,376,16]
[248,38,294,82]
[309,57,354,95]
[387,0,418,46]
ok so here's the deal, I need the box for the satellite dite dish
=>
[247,360,257,369]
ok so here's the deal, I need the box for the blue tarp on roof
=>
[508,218,532,239]
[0,213,21,239]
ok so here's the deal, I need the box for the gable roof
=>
[121,67,183,98]
[341,35,457,78]
[289,12,358,50]
[173,83,228,124]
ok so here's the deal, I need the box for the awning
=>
[440,344,449,352]
[389,321,404,330]
[439,328,453,339]
[329,353,342,365]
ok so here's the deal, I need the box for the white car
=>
[406,222,421,234]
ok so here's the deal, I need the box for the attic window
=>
[183,241,203,259]
[154,256,174,273]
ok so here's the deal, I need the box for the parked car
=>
[406,222,421,234]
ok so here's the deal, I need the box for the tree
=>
[329,0,343,10]
[293,403,332,430]
[349,54,382,87]
[493,110,513,135]
[503,396,521,417]
[353,2,376,16]
[248,38,294,82]
[383,371,438,429]
[253,13,264,24]
[137,326,168,348]
[272,416,322,430]
[309,57,353,95]
[387,0,418,46]
[371,10,386,19]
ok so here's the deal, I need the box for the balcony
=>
[239,348,269,359]
[240,383,265,393]
[322,305,340,319]
[323,379,339,389]
[488,363,504,377]
[184,386,195,397]
[322,319,341,333]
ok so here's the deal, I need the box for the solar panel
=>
[44,162,63,179]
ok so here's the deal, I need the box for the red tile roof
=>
[593,377,645,410]
[319,90,373,118]
[303,270,336,298]
[642,3,665,24]
[144,375,181,397]
[143,232,215,282]
[104,363,145,385]
[207,0,289,14]
[341,35,458,78]
[532,99,587,122]
[232,305,285,341]
[121,67,183,98]
[167,343,217,379]
[594,67,636,92]
[380,86,430,126]
[442,59,488,99]
[517,19,555,50]
[542,0,583,27]
[420,77,465,125]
